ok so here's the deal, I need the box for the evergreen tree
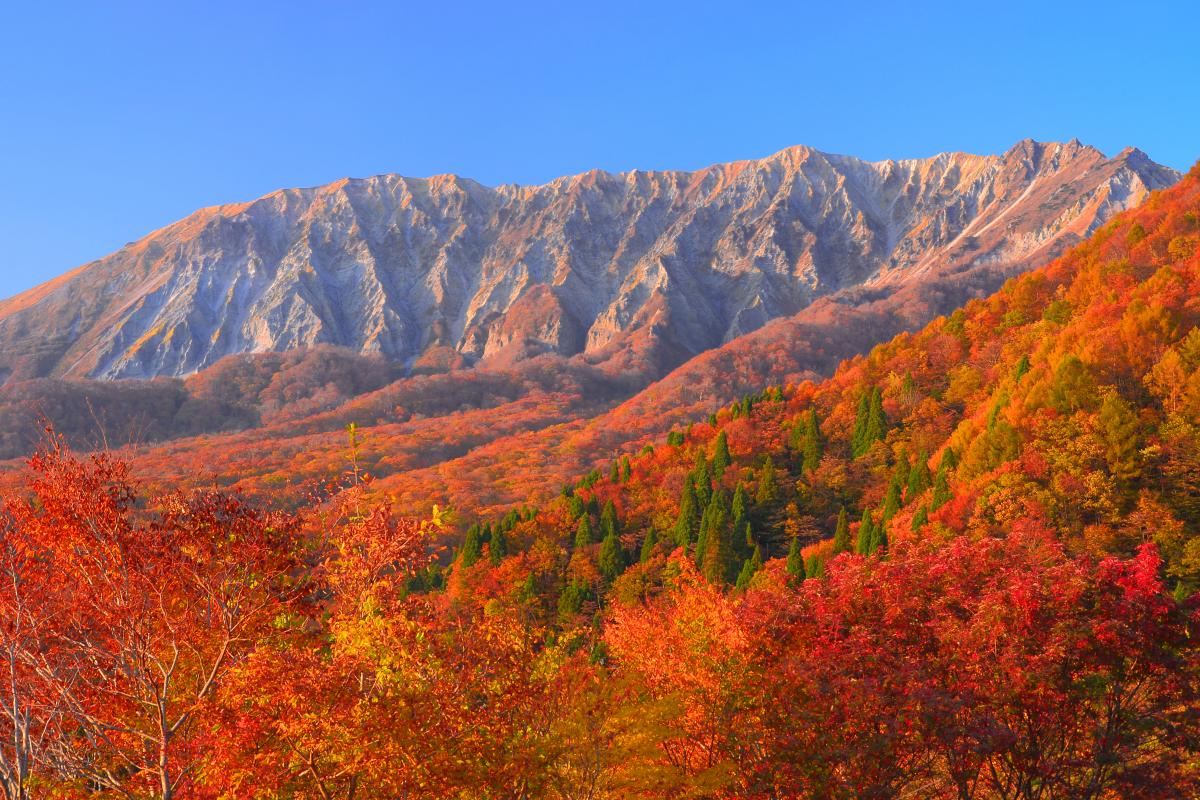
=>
[832,507,851,554]
[713,431,732,479]
[871,521,889,555]
[639,528,657,563]
[575,516,595,549]
[699,489,731,579]
[786,536,806,581]
[620,456,633,483]
[907,451,932,498]
[856,508,875,555]
[460,523,483,567]
[755,457,780,506]
[598,529,625,580]
[807,555,826,579]
[931,456,953,510]
[801,409,824,473]
[863,387,887,451]
[850,392,871,456]
[609,460,620,481]
[600,500,620,540]
[674,476,700,547]
[734,545,764,592]
[702,518,734,586]
[732,482,749,524]
[567,494,586,519]
[489,526,507,566]
[911,504,929,531]
[1013,353,1031,381]
[557,580,587,620]
[881,479,903,524]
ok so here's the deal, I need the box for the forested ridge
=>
[3,165,1200,798]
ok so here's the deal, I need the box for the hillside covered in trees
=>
[3,165,1200,798]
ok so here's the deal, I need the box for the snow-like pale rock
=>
[0,140,1179,380]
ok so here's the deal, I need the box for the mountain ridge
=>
[0,139,1178,383]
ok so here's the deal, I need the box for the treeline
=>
[0,443,1195,799]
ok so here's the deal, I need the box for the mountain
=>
[0,139,1177,383]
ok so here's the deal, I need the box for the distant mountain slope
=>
[0,140,1177,381]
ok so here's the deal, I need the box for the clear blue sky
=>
[1,0,1197,300]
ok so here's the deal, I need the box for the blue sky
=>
[1,0,1197,299]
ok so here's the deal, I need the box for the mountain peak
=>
[0,141,1179,382]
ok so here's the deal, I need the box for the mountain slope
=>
[0,140,1177,381]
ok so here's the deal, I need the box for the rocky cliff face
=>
[0,139,1178,380]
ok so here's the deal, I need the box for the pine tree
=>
[856,508,875,555]
[601,500,620,540]
[713,431,731,479]
[787,536,805,581]
[568,494,586,519]
[863,387,887,451]
[755,457,780,506]
[931,456,954,510]
[911,504,929,530]
[732,482,749,525]
[702,519,733,586]
[557,580,587,620]
[881,478,903,524]
[489,526,507,566]
[1013,353,1031,381]
[575,515,595,549]
[598,529,625,580]
[620,456,632,483]
[461,523,483,567]
[694,459,713,509]
[907,451,932,498]
[639,528,657,563]
[699,489,731,581]
[872,521,889,555]
[609,460,620,481]
[735,545,764,591]
[850,392,870,456]
[674,476,699,548]
[807,555,826,579]
[801,409,823,473]
[832,507,851,554]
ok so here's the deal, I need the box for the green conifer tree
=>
[755,457,780,505]
[856,508,875,555]
[575,516,595,549]
[674,476,700,548]
[911,504,929,530]
[461,523,483,567]
[640,528,657,563]
[601,500,620,540]
[787,536,806,581]
[598,529,625,580]
[801,409,823,473]
[907,451,932,498]
[881,479,903,524]
[850,392,870,456]
[832,507,851,554]
[489,526,507,566]
[713,431,732,479]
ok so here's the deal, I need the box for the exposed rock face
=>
[0,139,1178,380]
